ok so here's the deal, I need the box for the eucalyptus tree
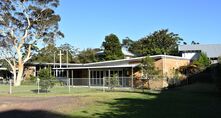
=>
[0,0,63,86]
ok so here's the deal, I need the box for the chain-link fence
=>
[0,77,135,95]
[0,75,188,94]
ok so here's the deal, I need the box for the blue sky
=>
[56,0,221,50]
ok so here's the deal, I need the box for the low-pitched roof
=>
[178,44,221,58]
[53,55,189,70]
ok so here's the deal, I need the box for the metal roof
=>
[53,55,189,70]
[178,44,221,58]
[54,64,139,70]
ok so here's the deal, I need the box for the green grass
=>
[70,83,221,118]
[0,83,221,118]
[0,85,100,97]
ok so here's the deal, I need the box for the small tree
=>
[107,74,119,91]
[139,56,159,89]
[38,68,55,92]
[193,52,210,70]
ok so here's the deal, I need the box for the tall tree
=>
[0,0,63,86]
[78,48,97,63]
[31,43,79,63]
[31,44,59,63]
[102,34,124,60]
[130,29,182,56]
[58,43,79,63]
[122,37,134,49]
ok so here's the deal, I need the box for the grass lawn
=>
[0,83,221,118]
[70,83,221,118]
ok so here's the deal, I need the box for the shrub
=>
[193,52,210,70]
[107,74,119,91]
[38,68,55,92]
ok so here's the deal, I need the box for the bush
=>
[193,52,210,70]
[38,68,55,92]
[21,75,37,85]
[107,74,119,91]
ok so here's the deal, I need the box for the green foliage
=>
[140,56,159,79]
[122,37,134,49]
[31,44,59,63]
[102,34,124,60]
[38,68,55,91]
[129,29,182,56]
[78,48,98,63]
[107,74,119,91]
[0,0,63,59]
[31,43,79,63]
[193,52,210,70]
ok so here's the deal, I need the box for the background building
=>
[178,44,221,63]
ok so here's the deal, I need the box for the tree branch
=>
[23,44,32,63]
[18,3,31,49]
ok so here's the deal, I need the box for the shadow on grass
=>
[93,83,221,118]
[0,109,87,118]
[31,89,51,93]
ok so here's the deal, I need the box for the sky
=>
[55,0,221,50]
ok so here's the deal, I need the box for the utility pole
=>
[54,51,56,68]
[66,50,68,68]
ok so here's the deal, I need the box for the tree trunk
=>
[12,69,16,85]
[14,50,24,86]
[14,64,24,86]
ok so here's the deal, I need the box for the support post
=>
[88,69,91,88]
[108,69,110,89]
[55,69,58,77]
[66,50,68,68]
[103,77,105,92]
[131,67,134,90]
[72,70,74,86]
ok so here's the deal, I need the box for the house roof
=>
[53,55,189,70]
[178,44,221,58]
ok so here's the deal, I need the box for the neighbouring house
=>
[178,44,221,63]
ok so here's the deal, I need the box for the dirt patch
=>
[0,96,90,113]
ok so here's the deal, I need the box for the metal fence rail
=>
[0,77,135,95]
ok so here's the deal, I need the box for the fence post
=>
[37,78,40,94]
[9,79,12,94]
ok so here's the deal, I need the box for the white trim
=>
[53,64,139,70]
[0,68,7,70]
